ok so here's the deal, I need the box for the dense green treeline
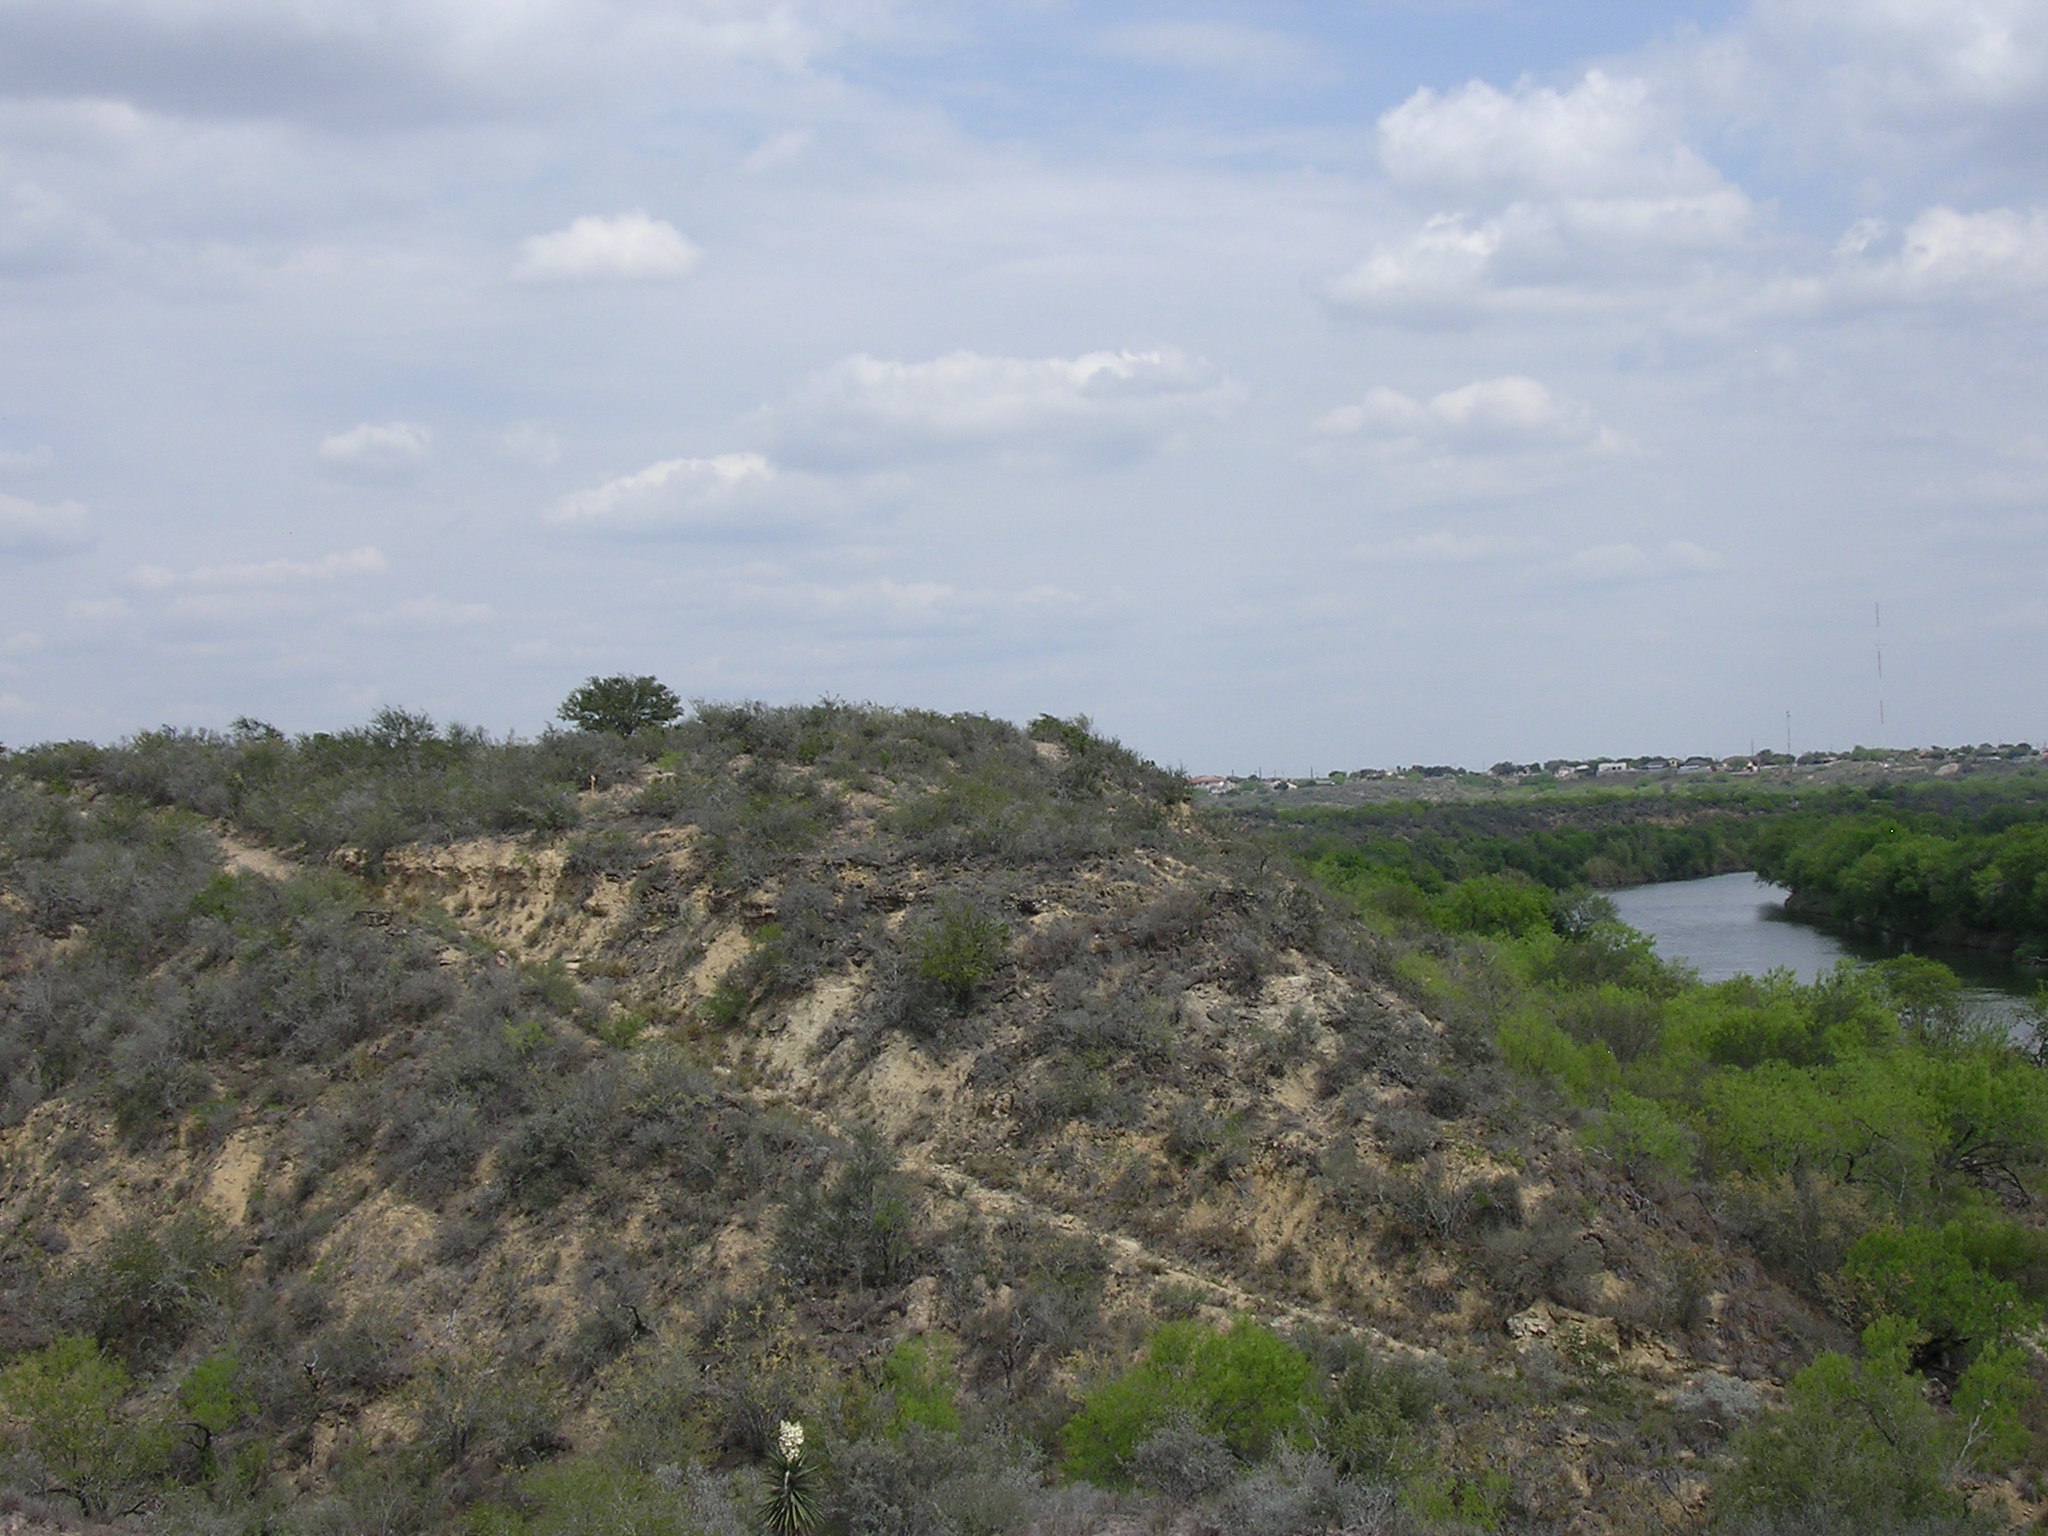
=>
[1263,797,1757,894]
[1247,770,2048,959]
[1752,815,2048,959]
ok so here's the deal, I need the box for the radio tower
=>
[1876,601,1886,737]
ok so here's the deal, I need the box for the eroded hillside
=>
[0,705,2041,1536]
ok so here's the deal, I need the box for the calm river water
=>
[1607,870,2040,1034]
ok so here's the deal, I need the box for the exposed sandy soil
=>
[10,794,2037,1534]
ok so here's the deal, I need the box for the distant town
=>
[1191,740,2046,796]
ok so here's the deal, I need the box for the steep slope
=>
[0,706,2038,1535]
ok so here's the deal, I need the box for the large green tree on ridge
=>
[557,675,684,737]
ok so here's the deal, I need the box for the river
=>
[1607,870,2040,1036]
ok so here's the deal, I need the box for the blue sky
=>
[1,0,2045,771]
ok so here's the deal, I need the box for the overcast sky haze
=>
[1,0,2045,771]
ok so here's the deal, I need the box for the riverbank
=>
[1611,871,2043,1035]
[1781,887,2032,959]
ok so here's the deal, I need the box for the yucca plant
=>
[757,1419,823,1536]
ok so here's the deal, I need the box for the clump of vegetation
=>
[0,1335,171,1518]
[7,709,624,865]
[1061,1317,1315,1484]
[773,1134,921,1292]
[886,898,1010,1039]
[1717,1317,2013,1532]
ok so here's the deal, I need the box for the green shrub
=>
[1552,984,1665,1063]
[1587,1090,1699,1180]
[1537,919,1680,994]
[702,975,751,1029]
[773,1134,920,1291]
[1839,1223,2041,1365]
[1435,874,1553,939]
[177,1349,254,1466]
[1947,1341,2037,1473]
[1873,955,1976,1048]
[911,901,1009,1016]
[1402,1465,1512,1531]
[476,1456,723,1536]
[1314,1347,1435,1482]
[1061,1317,1313,1485]
[1497,1009,1619,1102]
[880,1335,962,1437]
[588,1010,649,1050]
[1663,977,1872,1071]
[0,1335,171,1518]
[1718,1318,1962,1529]
[78,1212,233,1366]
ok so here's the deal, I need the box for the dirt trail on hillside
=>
[894,1143,1438,1363]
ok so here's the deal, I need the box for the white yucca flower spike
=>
[776,1419,805,1462]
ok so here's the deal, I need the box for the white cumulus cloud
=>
[1379,70,1724,200]
[1316,377,1623,455]
[515,211,702,282]
[1340,70,1753,320]
[1327,194,1751,319]
[319,421,431,472]
[1750,204,2048,319]
[766,348,1240,467]
[0,491,91,553]
[1884,204,2048,291]
[1327,214,1506,314]
[1734,0,2048,163]
[548,452,785,532]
